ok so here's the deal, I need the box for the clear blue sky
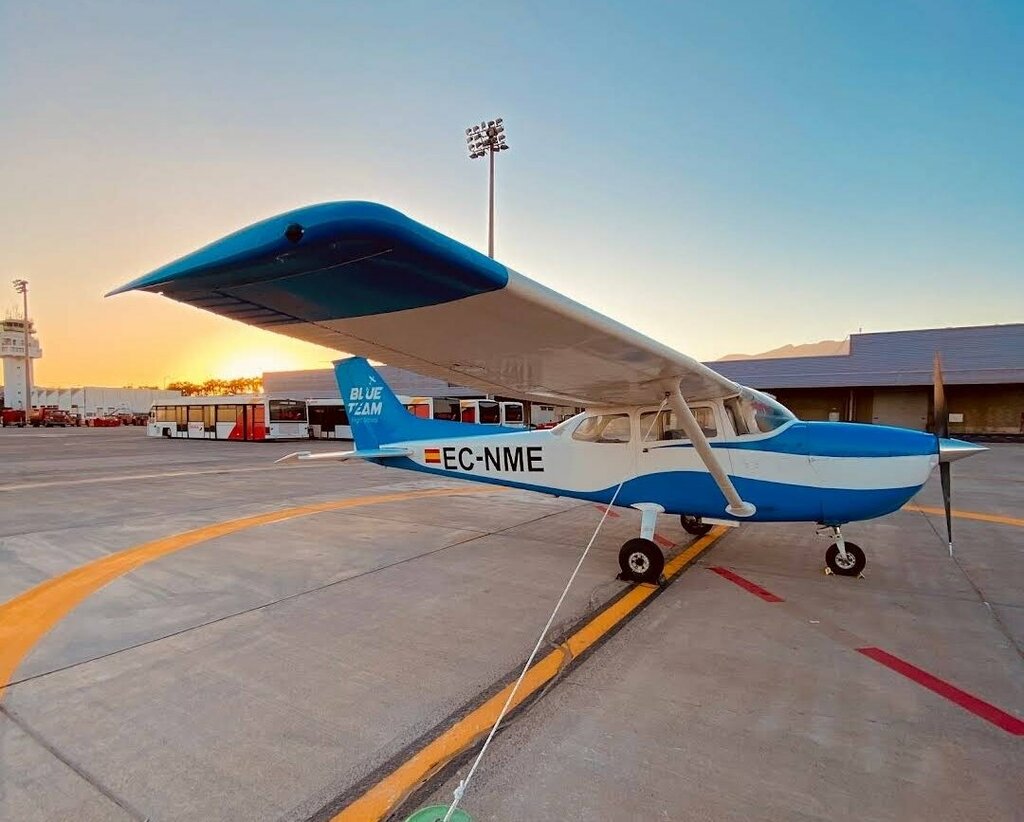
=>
[1,1,1021,384]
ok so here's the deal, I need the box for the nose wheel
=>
[821,525,866,577]
[618,538,665,584]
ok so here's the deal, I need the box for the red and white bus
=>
[402,396,462,421]
[458,399,526,428]
[148,396,309,441]
[306,398,353,440]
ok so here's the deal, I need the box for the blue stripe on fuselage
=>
[375,458,921,524]
[650,421,937,459]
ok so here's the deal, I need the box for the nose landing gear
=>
[821,525,865,577]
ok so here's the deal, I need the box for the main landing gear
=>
[617,503,665,584]
[618,538,664,584]
[679,514,712,537]
[821,525,866,577]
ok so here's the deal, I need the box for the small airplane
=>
[110,201,985,582]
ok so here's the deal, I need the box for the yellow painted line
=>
[903,504,1024,528]
[331,525,727,822]
[0,486,498,700]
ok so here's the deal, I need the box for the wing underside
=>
[110,201,739,406]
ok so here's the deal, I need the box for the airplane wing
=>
[109,201,740,407]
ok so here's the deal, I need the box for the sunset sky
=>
[2,2,1022,388]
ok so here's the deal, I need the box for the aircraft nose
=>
[938,438,987,463]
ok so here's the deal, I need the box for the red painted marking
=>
[709,567,784,603]
[857,647,1024,735]
[593,504,620,518]
[652,533,674,549]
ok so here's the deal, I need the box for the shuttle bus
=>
[459,399,526,428]
[402,396,462,421]
[148,396,309,441]
[307,398,352,440]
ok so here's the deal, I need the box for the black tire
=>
[825,542,866,577]
[680,515,713,537]
[618,538,665,584]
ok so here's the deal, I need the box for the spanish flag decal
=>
[424,448,441,464]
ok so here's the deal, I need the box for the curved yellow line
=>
[903,504,1024,528]
[0,486,497,700]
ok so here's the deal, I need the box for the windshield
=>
[741,388,796,433]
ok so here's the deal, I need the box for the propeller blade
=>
[940,461,953,556]
[933,352,953,555]
[933,352,948,439]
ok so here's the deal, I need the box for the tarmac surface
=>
[0,427,1021,821]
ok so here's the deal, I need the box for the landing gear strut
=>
[617,503,665,584]
[823,525,865,577]
[680,514,712,537]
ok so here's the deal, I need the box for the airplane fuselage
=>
[373,406,940,526]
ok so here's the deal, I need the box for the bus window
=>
[188,406,203,423]
[434,399,460,421]
[269,399,306,422]
[502,403,524,424]
[407,402,430,419]
[203,406,215,429]
[216,405,239,423]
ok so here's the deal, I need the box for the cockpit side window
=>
[571,413,631,443]
[724,398,750,435]
[640,408,717,441]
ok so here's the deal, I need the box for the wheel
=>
[680,515,713,537]
[825,542,865,577]
[618,538,665,584]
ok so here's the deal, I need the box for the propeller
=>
[933,352,953,556]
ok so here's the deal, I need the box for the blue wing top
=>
[110,201,739,406]
[108,201,509,323]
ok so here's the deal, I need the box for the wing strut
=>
[664,383,756,518]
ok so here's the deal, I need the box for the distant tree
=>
[163,377,263,396]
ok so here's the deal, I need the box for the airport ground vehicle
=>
[1,408,27,427]
[458,399,526,427]
[306,398,352,439]
[147,396,308,441]
[30,407,71,427]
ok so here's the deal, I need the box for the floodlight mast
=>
[465,118,509,258]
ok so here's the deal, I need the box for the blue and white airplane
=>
[110,202,984,582]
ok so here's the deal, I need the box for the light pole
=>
[12,279,29,414]
[465,118,509,258]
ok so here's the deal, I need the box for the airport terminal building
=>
[712,324,1024,435]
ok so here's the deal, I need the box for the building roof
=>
[707,324,1024,389]
[263,365,483,399]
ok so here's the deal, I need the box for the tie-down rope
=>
[443,398,669,821]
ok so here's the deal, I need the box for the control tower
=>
[1,318,42,411]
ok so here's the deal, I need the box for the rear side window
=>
[572,414,631,443]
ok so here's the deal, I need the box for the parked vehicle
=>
[30,407,71,427]
[1,408,27,427]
